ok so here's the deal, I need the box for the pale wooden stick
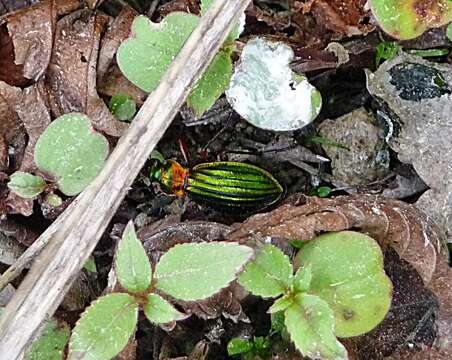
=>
[0,1,251,358]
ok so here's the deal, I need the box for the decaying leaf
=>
[45,9,127,137]
[309,0,373,39]
[366,54,452,247]
[227,194,451,356]
[0,0,80,82]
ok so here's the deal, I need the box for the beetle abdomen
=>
[186,162,283,209]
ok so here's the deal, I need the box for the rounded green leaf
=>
[117,14,233,116]
[108,93,136,121]
[115,221,152,293]
[25,319,70,360]
[69,293,138,360]
[238,244,293,298]
[295,231,392,337]
[144,293,186,324]
[44,193,63,208]
[7,172,46,198]
[285,293,347,360]
[155,242,253,301]
[34,113,109,196]
[370,0,452,40]
[226,38,322,131]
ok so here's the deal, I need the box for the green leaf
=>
[83,256,97,274]
[285,293,347,360]
[227,338,254,356]
[155,242,253,301]
[34,113,109,196]
[108,93,136,121]
[268,295,292,314]
[226,38,322,131]
[115,221,152,293]
[69,293,138,360]
[7,172,46,198]
[186,50,232,115]
[144,293,186,324]
[447,23,452,42]
[295,231,392,337]
[43,193,63,208]
[25,320,70,360]
[117,14,233,116]
[293,264,312,293]
[238,244,292,298]
[375,41,400,67]
[370,0,452,40]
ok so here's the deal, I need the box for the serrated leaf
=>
[144,293,186,324]
[285,293,347,360]
[293,263,312,293]
[295,231,392,337]
[117,14,233,116]
[34,113,109,196]
[25,320,70,360]
[238,244,292,298]
[7,172,46,198]
[155,242,253,301]
[108,93,136,121]
[226,38,322,131]
[227,338,253,356]
[115,221,152,293]
[370,0,452,40]
[69,293,138,360]
[268,295,292,314]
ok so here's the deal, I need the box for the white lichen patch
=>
[226,38,322,131]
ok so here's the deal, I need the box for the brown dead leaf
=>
[3,81,51,216]
[227,194,451,356]
[0,0,80,82]
[46,9,127,137]
[0,25,29,86]
[15,82,51,173]
[0,80,23,144]
[309,0,373,39]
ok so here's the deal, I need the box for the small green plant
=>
[236,231,392,360]
[108,93,136,121]
[307,186,332,198]
[7,113,109,199]
[375,41,400,67]
[117,0,243,116]
[68,221,253,360]
[370,0,452,40]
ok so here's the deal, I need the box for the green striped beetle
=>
[150,160,284,211]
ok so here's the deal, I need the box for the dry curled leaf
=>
[227,194,451,356]
[46,9,127,137]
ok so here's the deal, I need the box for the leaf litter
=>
[0,0,451,359]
